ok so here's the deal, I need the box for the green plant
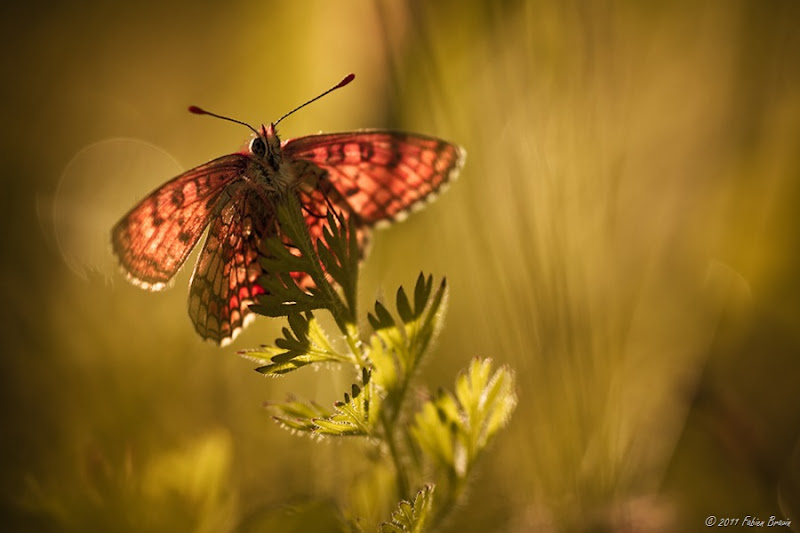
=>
[240,192,517,532]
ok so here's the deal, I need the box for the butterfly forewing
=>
[112,154,248,289]
[283,132,465,227]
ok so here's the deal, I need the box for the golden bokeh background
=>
[2,1,799,531]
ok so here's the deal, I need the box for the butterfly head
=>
[248,123,282,171]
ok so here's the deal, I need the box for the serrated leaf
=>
[249,353,334,375]
[317,243,341,278]
[311,369,379,437]
[253,192,355,328]
[482,373,517,447]
[410,402,455,472]
[270,399,332,433]
[413,273,433,319]
[251,270,328,317]
[396,286,413,323]
[370,301,395,330]
[271,399,331,419]
[238,313,351,375]
[368,275,448,374]
[406,278,447,368]
[379,485,435,533]
[411,358,516,479]
[364,275,449,428]
[454,358,517,457]
[287,312,309,337]
[315,208,359,315]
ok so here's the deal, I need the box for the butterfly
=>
[111,74,465,346]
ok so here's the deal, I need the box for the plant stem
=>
[429,472,467,531]
[381,410,410,500]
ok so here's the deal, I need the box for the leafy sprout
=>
[238,191,516,531]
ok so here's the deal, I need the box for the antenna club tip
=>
[337,73,355,88]
[188,105,207,115]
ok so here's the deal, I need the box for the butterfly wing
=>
[188,187,272,346]
[112,154,249,290]
[283,131,465,227]
[285,160,371,290]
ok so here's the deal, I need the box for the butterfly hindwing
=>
[111,154,249,289]
[188,187,271,345]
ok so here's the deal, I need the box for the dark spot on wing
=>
[359,142,374,161]
[171,190,184,207]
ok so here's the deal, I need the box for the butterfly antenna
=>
[273,73,355,126]
[188,105,261,137]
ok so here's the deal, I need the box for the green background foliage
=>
[2,1,799,531]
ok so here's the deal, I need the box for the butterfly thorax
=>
[245,123,300,194]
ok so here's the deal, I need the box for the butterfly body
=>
[113,110,464,346]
